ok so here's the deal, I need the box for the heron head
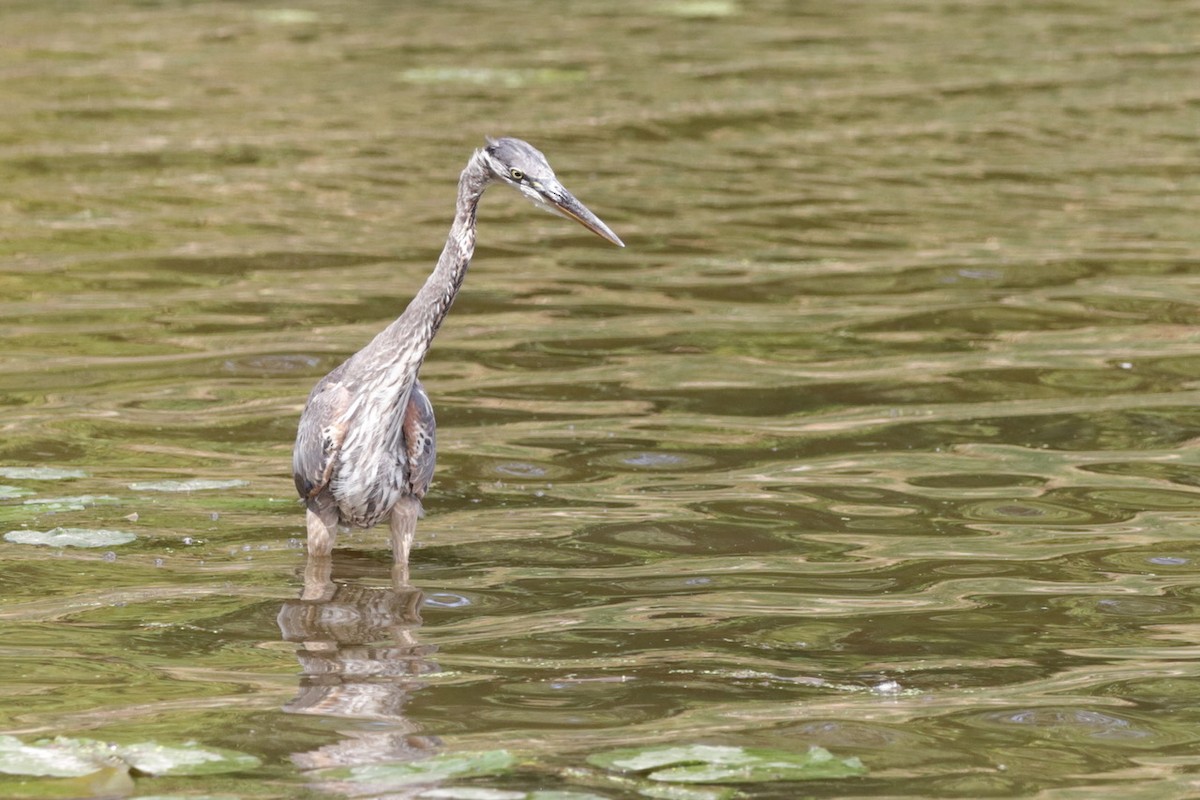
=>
[481,136,624,247]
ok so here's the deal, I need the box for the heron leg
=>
[389,496,422,585]
[305,497,339,558]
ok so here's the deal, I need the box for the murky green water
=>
[2,1,1200,797]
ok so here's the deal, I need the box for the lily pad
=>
[0,467,88,481]
[128,479,248,492]
[0,736,258,782]
[588,744,865,784]
[4,528,136,548]
[22,495,120,513]
[319,750,515,788]
[653,1,740,17]
[399,67,586,88]
[253,8,319,24]
[419,790,525,800]
[420,791,607,800]
[0,735,110,778]
[118,742,261,776]
[636,785,733,800]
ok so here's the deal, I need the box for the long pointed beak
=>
[539,182,625,247]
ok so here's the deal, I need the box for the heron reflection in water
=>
[293,137,623,577]
[278,555,440,770]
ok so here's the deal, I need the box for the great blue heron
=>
[293,137,623,571]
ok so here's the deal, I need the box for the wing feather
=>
[293,375,352,501]
[402,379,437,499]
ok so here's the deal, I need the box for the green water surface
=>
[2,1,1200,798]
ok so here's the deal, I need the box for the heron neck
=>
[406,150,490,344]
[356,150,490,376]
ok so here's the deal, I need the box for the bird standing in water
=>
[292,137,623,572]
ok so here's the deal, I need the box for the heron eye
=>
[509,168,524,181]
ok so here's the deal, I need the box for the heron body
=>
[293,137,623,570]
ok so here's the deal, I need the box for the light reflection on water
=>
[1,0,1200,797]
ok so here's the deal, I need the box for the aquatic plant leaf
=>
[117,742,261,776]
[653,1,740,17]
[321,750,515,787]
[0,735,110,778]
[419,791,609,800]
[0,467,88,480]
[399,67,586,87]
[588,744,865,783]
[129,479,248,492]
[21,495,120,513]
[253,8,319,24]
[636,784,734,800]
[0,736,258,783]
[419,788,525,799]
[4,528,136,547]
[590,745,747,773]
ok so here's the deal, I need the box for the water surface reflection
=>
[278,555,441,772]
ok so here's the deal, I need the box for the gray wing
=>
[293,372,353,501]
[402,379,437,499]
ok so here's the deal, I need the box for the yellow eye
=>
[509,168,524,181]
